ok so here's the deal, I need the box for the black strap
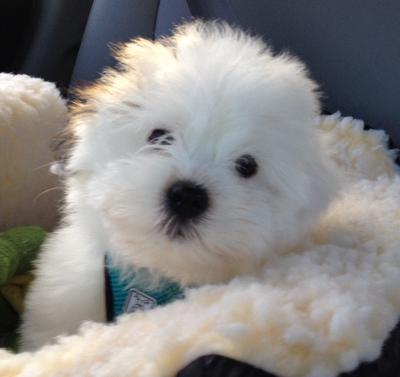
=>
[103,258,114,322]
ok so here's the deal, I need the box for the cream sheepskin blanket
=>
[0,73,67,231]
[0,111,399,377]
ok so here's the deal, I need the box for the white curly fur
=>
[20,21,337,351]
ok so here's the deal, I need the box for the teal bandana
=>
[104,254,185,321]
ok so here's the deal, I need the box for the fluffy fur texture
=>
[0,73,67,230]
[20,21,337,350]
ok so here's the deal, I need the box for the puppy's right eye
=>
[235,154,258,178]
[148,129,174,145]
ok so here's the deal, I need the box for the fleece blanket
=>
[0,112,399,377]
[0,73,67,231]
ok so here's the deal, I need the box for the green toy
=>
[0,226,47,351]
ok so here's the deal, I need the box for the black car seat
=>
[2,0,93,95]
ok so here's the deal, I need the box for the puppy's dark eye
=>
[148,129,174,145]
[235,155,258,178]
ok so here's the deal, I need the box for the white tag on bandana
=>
[123,288,157,313]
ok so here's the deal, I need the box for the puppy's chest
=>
[104,254,185,321]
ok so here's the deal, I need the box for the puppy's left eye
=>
[235,155,258,178]
[148,129,174,145]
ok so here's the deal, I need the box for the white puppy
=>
[21,21,336,350]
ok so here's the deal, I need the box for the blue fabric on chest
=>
[105,254,185,320]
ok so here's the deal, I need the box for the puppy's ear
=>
[63,37,175,177]
[60,94,97,177]
[266,54,321,125]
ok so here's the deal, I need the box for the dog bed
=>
[0,106,399,377]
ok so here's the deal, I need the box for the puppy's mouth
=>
[160,217,195,240]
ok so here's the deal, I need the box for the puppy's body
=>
[21,224,105,349]
[21,22,336,350]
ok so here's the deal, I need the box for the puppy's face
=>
[66,23,336,284]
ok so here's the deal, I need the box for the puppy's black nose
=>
[166,180,209,221]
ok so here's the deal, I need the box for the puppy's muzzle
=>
[165,180,209,222]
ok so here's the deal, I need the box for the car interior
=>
[3,0,399,149]
[1,1,399,376]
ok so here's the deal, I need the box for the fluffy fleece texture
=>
[318,112,398,181]
[0,73,67,230]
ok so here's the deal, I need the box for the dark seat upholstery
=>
[69,0,400,147]
[6,0,94,95]
[10,0,399,146]
[70,0,191,87]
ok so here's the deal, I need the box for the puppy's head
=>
[65,22,336,284]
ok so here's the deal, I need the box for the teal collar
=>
[104,254,185,321]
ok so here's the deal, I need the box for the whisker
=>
[167,216,184,239]
[158,215,173,235]
[34,186,63,202]
[191,226,202,241]
[33,162,58,172]
[170,221,181,238]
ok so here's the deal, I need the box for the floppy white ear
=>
[268,55,321,123]
[63,34,179,177]
[61,102,97,176]
[64,102,151,178]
